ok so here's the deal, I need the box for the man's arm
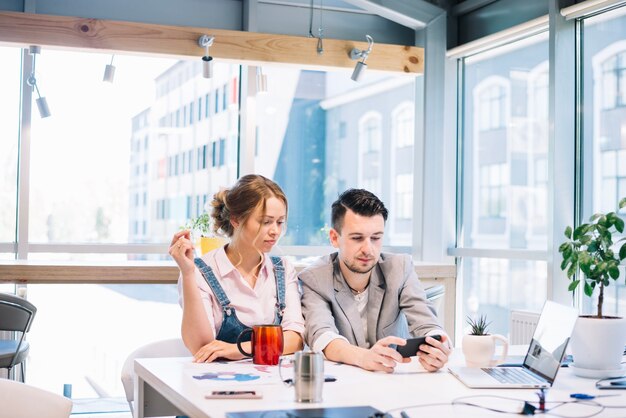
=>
[398,254,445,336]
[300,271,343,349]
[323,336,409,373]
[397,254,451,371]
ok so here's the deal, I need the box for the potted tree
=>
[182,212,225,255]
[559,197,626,378]
[462,315,509,367]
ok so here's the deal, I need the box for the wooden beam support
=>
[0,11,423,74]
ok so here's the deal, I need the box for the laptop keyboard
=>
[482,367,544,384]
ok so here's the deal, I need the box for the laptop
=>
[449,300,578,388]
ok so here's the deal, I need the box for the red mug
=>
[236,324,284,365]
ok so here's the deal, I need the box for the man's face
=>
[329,209,384,275]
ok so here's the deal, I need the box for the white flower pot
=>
[569,316,626,378]
[462,334,509,368]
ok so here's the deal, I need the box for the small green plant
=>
[182,212,214,237]
[466,315,490,336]
[559,197,626,318]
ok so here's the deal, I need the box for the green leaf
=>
[568,280,580,291]
[590,213,603,222]
[558,242,569,252]
[584,281,594,297]
[609,266,620,279]
[573,224,588,240]
[567,261,577,278]
[587,241,599,253]
[619,197,626,209]
[560,257,570,271]
[615,217,625,233]
[579,235,592,245]
[564,226,572,239]
[620,243,626,260]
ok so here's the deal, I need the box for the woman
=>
[169,174,304,362]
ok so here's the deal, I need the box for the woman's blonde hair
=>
[210,174,288,237]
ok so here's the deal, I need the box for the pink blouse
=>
[178,246,305,338]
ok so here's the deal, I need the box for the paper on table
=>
[188,361,284,387]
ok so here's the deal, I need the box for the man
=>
[300,189,450,373]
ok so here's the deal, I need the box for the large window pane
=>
[0,46,21,244]
[30,50,239,248]
[462,258,547,336]
[26,284,181,397]
[581,7,626,316]
[255,68,418,246]
[462,33,549,249]
[459,33,549,336]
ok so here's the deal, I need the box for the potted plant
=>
[182,212,225,255]
[558,197,626,378]
[462,315,508,367]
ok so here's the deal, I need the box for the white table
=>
[134,349,626,418]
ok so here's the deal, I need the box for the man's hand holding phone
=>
[395,335,442,358]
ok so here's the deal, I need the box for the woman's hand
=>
[193,340,246,363]
[169,230,195,275]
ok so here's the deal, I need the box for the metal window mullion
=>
[549,0,577,306]
[16,49,33,261]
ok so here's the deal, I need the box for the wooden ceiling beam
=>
[0,11,423,74]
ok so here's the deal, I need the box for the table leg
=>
[135,375,185,418]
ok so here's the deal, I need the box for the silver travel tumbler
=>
[293,351,324,402]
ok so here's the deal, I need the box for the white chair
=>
[0,378,72,418]
[121,338,190,415]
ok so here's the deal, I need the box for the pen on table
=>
[400,411,410,418]
[570,393,620,400]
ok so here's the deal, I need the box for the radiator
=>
[510,310,540,345]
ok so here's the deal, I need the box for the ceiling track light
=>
[103,54,116,83]
[26,45,51,118]
[349,35,374,82]
[256,67,267,95]
[198,35,215,79]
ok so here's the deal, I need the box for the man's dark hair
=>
[331,189,388,232]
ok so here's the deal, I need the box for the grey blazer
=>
[300,252,443,349]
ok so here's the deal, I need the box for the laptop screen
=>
[522,301,578,383]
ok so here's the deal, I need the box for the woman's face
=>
[237,196,286,253]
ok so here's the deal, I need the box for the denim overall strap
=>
[194,257,231,310]
[193,257,249,344]
[270,256,286,324]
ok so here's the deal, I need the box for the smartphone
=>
[396,335,442,358]
[205,390,262,399]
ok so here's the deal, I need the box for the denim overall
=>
[193,256,286,343]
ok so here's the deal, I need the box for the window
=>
[392,103,414,148]
[581,7,626,316]
[390,102,415,243]
[358,112,383,196]
[0,47,20,244]
[477,83,507,131]
[479,164,507,218]
[254,69,416,246]
[457,32,549,336]
[601,51,626,109]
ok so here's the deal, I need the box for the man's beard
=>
[342,258,376,275]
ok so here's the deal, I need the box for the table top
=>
[135,348,626,418]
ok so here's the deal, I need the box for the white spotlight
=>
[27,45,51,118]
[349,35,374,82]
[103,55,116,83]
[198,35,215,79]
